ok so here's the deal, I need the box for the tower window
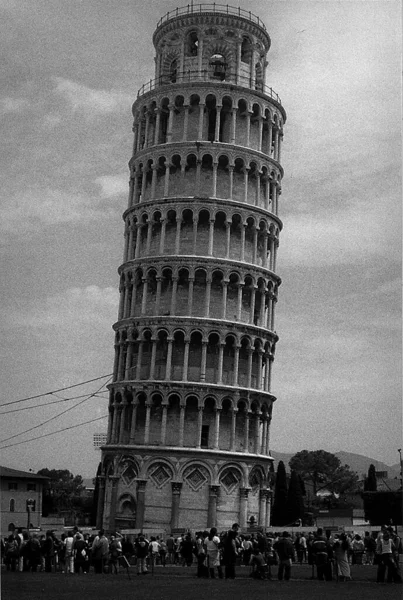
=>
[210,54,227,81]
[170,59,177,83]
[241,37,253,64]
[186,31,199,56]
[201,425,209,448]
[9,499,15,512]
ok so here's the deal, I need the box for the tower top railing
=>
[136,70,282,105]
[156,3,267,31]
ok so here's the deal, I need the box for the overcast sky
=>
[1,0,401,477]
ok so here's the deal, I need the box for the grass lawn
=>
[2,565,401,600]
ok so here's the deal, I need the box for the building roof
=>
[0,466,49,480]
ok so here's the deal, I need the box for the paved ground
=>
[2,565,402,600]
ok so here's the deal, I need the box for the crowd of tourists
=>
[2,523,401,584]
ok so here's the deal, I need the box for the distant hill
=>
[270,450,400,480]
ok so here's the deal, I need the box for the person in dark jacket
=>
[312,528,333,581]
[273,531,295,581]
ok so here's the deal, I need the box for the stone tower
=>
[98,4,286,534]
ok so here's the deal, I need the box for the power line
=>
[0,377,111,445]
[0,390,109,415]
[0,373,113,408]
[0,414,109,450]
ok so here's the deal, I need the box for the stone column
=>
[197,36,204,74]
[154,109,161,144]
[170,276,178,315]
[208,219,214,255]
[243,167,249,203]
[183,105,189,141]
[217,343,224,385]
[231,108,237,144]
[228,166,234,199]
[247,349,253,388]
[198,103,205,139]
[230,408,237,451]
[200,341,207,382]
[118,400,127,443]
[196,406,203,448]
[109,475,120,533]
[258,117,263,152]
[257,350,263,390]
[111,402,120,442]
[144,401,152,444]
[179,403,185,446]
[237,283,243,321]
[192,218,198,254]
[187,276,194,315]
[135,341,143,380]
[107,403,114,442]
[129,402,138,443]
[233,344,240,386]
[151,165,158,199]
[278,132,283,163]
[167,104,175,143]
[259,489,267,528]
[240,224,246,261]
[183,339,190,381]
[254,413,260,454]
[212,161,218,197]
[141,277,148,315]
[225,221,231,258]
[159,218,166,255]
[239,488,250,530]
[161,403,168,444]
[143,112,150,148]
[165,337,173,380]
[128,224,135,261]
[149,337,157,379]
[170,482,182,530]
[118,282,125,320]
[268,120,273,156]
[140,166,147,200]
[135,479,147,530]
[175,217,182,255]
[252,228,258,264]
[207,485,220,528]
[222,280,228,319]
[96,475,106,529]
[236,38,242,83]
[214,106,222,142]
[213,407,221,449]
[155,276,162,314]
[123,224,129,262]
[134,223,142,259]
[246,112,251,147]
[205,275,211,317]
[244,412,250,453]
[163,161,170,197]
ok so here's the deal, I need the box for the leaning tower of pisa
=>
[97,4,286,535]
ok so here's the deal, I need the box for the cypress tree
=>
[271,460,288,526]
[286,469,305,524]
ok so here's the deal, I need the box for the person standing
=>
[63,531,74,574]
[274,531,296,581]
[135,535,149,575]
[91,530,109,574]
[204,527,223,579]
[73,533,88,574]
[376,530,400,583]
[223,529,238,579]
[333,534,351,581]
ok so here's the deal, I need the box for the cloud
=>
[1,286,118,332]
[53,77,132,116]
[95,174,128,198]
[0,97,29,114]
[0,187,114,236]
[279,191,400,267]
